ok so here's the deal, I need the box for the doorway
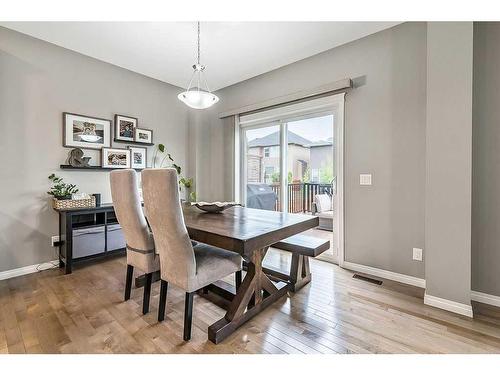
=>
[235,94,345,266]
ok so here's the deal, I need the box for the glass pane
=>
[286,115,336,261]
[244,124,281,211]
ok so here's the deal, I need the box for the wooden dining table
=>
[181,203,319,344]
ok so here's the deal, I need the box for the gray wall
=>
[425,23,473,305]
[0,27,189,272]
[193,22,427,279]
[472,22,500,297]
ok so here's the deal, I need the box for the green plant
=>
[302,168,311,183]
[179,177,193,189]
[47,174,79,199]
[271,172,280,183]
[153,143,174,169]
[319,163,334,184]
[189,191,197,202]
[153,143,195,199]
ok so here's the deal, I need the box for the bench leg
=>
[289,254,312,292]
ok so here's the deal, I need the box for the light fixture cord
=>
[197,21,200,65]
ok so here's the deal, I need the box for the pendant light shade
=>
[178,22,219,109]
[178,89,219,109]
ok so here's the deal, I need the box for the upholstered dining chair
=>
[110,169,160,315]
[142,168,242,341]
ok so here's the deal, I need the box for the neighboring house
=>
[309,138,335,183]
[247,131,333,184]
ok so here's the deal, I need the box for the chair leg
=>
[183,292,194,341]
[124,265,134,301]
[142,273,153,315]
[158,280,168,322]
[235,270,242,292]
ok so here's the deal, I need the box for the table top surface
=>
[182,204,315,240]
[182,204,318,254]
[56,202,319,254]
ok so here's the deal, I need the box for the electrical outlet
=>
[413,247,423,261]
[51,235,60,247]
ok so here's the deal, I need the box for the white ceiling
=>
[1,22,400,90]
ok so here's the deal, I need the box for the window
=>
[264,147,270,157]
[311,169,320,183]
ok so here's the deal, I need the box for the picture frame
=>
[134,128,153,144]
[63,112,111,150]
[101,147,131,169]
[114,114,138,142]
[128,146,147,169]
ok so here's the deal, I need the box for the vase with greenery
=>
[153,144,197,202]
[47,174,79,200]
[179,177,197,202]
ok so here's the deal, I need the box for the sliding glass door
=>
[236,94,344,265]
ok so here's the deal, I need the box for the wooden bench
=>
[264,234,330,292]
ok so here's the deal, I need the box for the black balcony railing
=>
[269,182,334,213]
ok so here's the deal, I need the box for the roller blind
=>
[219,78,352,119]
[239,93,345,128]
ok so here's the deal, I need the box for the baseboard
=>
[471,291,500,308]
[342,261,426,288]
[0,260,59,281]
[424,293,473,317]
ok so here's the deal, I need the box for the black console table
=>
[55,204,126,274]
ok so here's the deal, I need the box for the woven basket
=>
[52,196,96,210]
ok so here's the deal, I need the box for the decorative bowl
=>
[192,201,239,213]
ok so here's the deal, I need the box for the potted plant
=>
[153,144,196,202]
[47,174,79,200]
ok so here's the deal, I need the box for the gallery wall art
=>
[63,112,111,150]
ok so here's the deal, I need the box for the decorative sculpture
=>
[68,148,91,167]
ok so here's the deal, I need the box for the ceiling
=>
[1,22,400,91]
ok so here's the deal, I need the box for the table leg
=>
[289,254,312,292]
[207,246,288,344]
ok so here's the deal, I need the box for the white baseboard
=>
[471,290,500,308]
[342,261,426,288]
[0,260,59,281]
[424,293,473,317]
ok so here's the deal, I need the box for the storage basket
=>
[52,196,96,210]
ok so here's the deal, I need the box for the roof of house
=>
[308,138,334,147]
[248,131,312,147]
[248,131,334,148]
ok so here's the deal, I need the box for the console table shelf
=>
[55,204,125,274]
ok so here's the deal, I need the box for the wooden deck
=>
[1,250,500,354]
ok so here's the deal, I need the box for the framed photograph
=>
[128,146,147,169]
[63,112,111,150]
[134,128,153,144]
[114,114,138,142]
[101,147,131,169]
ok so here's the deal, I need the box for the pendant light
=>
[178,22,219,109]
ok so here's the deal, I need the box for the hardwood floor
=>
[1,250,500,354]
